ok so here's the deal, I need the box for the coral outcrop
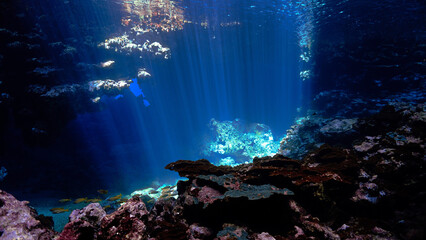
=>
[0,190,55,240]
[280,90,425,160]
[57,203,106,240]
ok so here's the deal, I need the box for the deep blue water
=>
[65,12,304,193]
[0,0,307,198]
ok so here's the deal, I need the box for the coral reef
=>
[0,101,424,239]
[280,90,425,160]
[204,119,280,164]
[0,0,424,239]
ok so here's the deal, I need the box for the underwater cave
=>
[0,0,425,239]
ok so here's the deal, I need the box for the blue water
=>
[67,18,304,193]
[1,0,308,199]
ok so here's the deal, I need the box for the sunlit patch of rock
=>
[99,35,170,59]
[137,68,151,78]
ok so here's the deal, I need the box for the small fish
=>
[50,207,69,214]
[117,198,128,204]
[103,205,112,210]
[97,189,108,195]
[159,194,168,199]
[74,197,88,204]
[86,198,102,203]
[161,186,171,192]
[107,193,122,201]
[161,188,173,193]
[58,199,72,203]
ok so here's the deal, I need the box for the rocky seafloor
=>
[1,98,425,240]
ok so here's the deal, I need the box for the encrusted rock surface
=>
[0,102,425,239]
[130,103,425,239]
[98,196,150,239]
[57,203,106,240]
[280,90,425,160]
[0,190,55,240]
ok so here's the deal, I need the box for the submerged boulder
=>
[0,190,56,240]
[98,196,149,240]
[58,203,106,240]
